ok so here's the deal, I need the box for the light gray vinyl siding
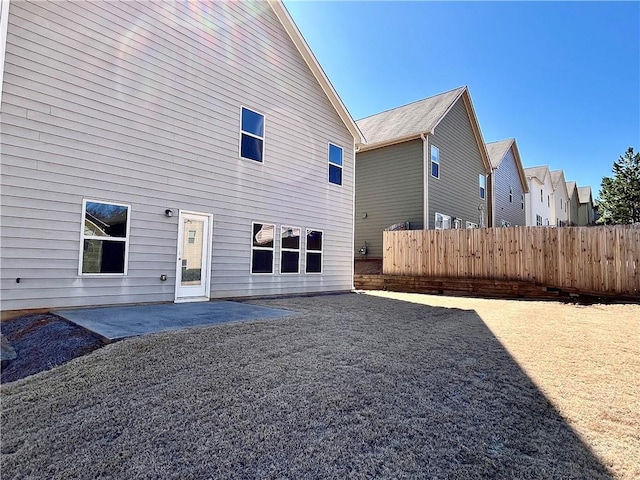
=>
[427,98,488,228]
[493,147,526,227]
[0,0,355,310]
[354,139,423,258]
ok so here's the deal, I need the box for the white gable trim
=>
[0,0,10,105]
[267,0,365,146]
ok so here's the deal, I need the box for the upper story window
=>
[240,107,265,163]
[281,226,301,274]
[547,195,550,207]
[328,143,343,185]
[435,212,451,230]
[479,174,486,199]
[430,145,440,178]
[540,189,543,203]
[80,199,131,275]
[521,194,525,210]
[251,222,274,274]
[305,229,323,273]
[509,186,513,203]
[560,198,563,210]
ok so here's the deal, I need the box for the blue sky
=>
[284,1,640,199]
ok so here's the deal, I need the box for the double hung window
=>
[328,143,343,185]
[251,222,274,273]
[281,226,301,274]
[80,200,130,275]
[430,145,440,178]
[305,229,323,273]
[240,107,265,163]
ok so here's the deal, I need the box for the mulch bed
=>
[1,314,105,384]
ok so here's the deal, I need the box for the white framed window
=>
[453,218,463,229]
[240,106,265,163]
[466,221,478,229]
[328,143,343,186]
[435,212,451,230]
[509,186,513,203]
[479,174,486,199]
[536,214,543,226]
[280,226,301,274]
[80,199,131,275]
[545,218,550,226]
[305,229,323,274]
[560,198,563,210]
[521,194,525,210]
[547,195,550,207]
[430,145,440,178]
[251,222,274,274]
[187,230,196,244]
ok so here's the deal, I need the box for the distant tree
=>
[597,147,640,225]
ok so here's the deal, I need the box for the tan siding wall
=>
[427,98,488,229]
[493,147,526,227]
[354,140,424,259]
[1,0,355,310]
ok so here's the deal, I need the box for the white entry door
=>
[175,211,212,302]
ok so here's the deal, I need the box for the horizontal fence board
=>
[383,226,640,297]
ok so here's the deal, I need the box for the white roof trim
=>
[267,1,365,145]
[0,0,10,106]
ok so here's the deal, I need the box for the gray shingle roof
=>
[485,138,514,169]
[524,166,549,183]
[577,186,592,204]
[549,170,565,190]
[356,86,466,147]
[566,181,577,197]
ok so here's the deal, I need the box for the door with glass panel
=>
[175,212,212,301]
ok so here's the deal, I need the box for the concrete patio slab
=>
[52,301,296,341]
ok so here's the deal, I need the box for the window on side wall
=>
[240,107,265,163]
[466,221,478,229]
[453,218,462,229]
[521,194,525,210]
[281,226,301,274]
[509,187,513,203]
[80,199,130,275]
[251,222,274,274]
[430,145,440,178]
[536,214,542,226]
[479,174,486,199]
[435,212,451,230]
[305,229,323,273]
[328,143,343,185]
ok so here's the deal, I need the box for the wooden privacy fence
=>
[383,226,640,297]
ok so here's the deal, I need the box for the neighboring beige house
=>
[354,86,492,259]
[550,170,569,226]
[577,186,596,225]
[524,166,554,226]
[486,138,528,227]
[0,0,364,312]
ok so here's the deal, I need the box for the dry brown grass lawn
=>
[1,292,638,478]
[365,291,640,480]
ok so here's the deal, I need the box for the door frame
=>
[174,210,213,303]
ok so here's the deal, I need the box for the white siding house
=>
[0,0,364,312]
[524,166,554,226]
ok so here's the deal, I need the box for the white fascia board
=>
[0,0,10,105]
[267,0,365,146]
